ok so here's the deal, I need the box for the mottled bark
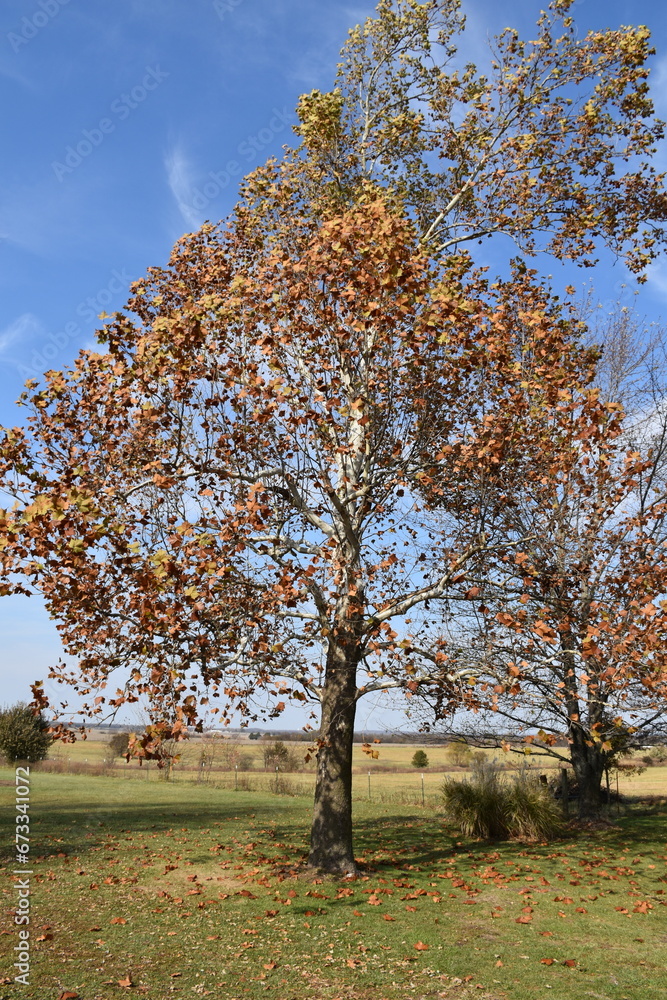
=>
[570,735,606,818]
[308,638,359,874]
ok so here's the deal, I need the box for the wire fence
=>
[30,756,571,808]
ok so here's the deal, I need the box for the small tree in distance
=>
[0,704,51,764]
[446,741,473,768]
[411,749,429,769]
[107,732,131,758]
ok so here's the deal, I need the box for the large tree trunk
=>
[569,731,605,819]
[560,629,605,819]
[308,638,359,875]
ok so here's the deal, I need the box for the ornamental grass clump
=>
[506,769,564,841]
[442,759,509,839]
[442,760,563,841]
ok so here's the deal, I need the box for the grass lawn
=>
[1,768,667,1000]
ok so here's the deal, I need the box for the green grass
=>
[1,769,667,999]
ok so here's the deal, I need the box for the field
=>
[41,737,667,803]
[2,759,667,1000]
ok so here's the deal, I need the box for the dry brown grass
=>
[39,739,667,803]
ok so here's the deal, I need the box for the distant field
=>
[39,738,667,804]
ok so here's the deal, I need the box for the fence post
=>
[421,773,425,807]
[368,770,371,801]
[235,764,238,791]
[560,768,569,818]
[605,766,611,810]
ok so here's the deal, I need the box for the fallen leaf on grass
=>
[515,915,532,924]
[383,914,396,921]
[110,917,127,925]
[563,959,577,967]
[169,972,182,978]
[36,932,53,941]
[540,958,554,966]
[89,926,102,932]
[414,941,429,951]
[263,962,278,970]
[58,992,80,1000]
[540,931,553,937]
[405,905,417,912]
[353,910,363,917]
[118,975,134,988]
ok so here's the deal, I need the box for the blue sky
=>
[0,0,665,730]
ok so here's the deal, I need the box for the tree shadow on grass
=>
[2,772,665,870]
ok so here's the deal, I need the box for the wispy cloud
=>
[164,145,202,230]
[0,313,42,355]
[646,260,667,303]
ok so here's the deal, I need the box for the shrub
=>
[0,703,52,763]
[506,769,564,841]
[411,749,429,768]
[442,760,562,841]
[107,732,131,758]
[442,759,509,838]
[263,740,301,772]
[445,740,473,768]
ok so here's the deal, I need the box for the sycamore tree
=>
[0,0,666,871]
[419,312,667,817]
[0,201,604,870]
